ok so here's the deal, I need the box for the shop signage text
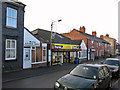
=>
[52,43,79,50]
[54,45,63,49]
[24,41,40,47]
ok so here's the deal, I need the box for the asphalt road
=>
[2,57,120,89]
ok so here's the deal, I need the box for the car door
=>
[97,68,106,88]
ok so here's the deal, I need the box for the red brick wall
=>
[61,29,88,46]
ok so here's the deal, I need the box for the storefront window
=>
[52,52,63,65]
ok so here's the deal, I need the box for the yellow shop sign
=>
[52,43,79,50]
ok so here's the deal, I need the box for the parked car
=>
[101,58,120,78]
[54,64,112,89]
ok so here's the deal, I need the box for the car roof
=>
[106,58,120,61]
[79,64,106,69]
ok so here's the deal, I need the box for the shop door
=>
[23,48,31,69]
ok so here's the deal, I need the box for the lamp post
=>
[50,19,62,66]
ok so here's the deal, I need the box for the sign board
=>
[52,43,79,50]
[24,41,40,47]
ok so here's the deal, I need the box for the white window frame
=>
[5,39,17,60]
[99,42,101,46]
[42,45,47,62]
[6,7,17,28]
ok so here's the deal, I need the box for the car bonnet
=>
[57,74,97,88]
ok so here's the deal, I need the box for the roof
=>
[1,0,26,6]
[76,30,110,44]
[32,29,79,45]
[72,39,82,45]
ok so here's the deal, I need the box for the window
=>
[6,7,17,28]
[99,43,100,46]
[97,43,98,48]
[42,46,47,62]
[5,39,16,60]
[92,40,94,48]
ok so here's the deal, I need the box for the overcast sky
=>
[20,0,119,41]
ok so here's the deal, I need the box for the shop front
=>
[51,43,79,65]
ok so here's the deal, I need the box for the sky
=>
[20,0,119,41]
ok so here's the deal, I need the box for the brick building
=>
[100,34,116,56]
[61,26,110,60]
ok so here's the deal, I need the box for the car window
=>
[104,60,119,66]
[98,68,105,79]
[70,65,98,79]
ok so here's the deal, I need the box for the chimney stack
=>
[92,31,97,37]
[100,35,104,39]
[106,34,109,37]
[80,26,85,33]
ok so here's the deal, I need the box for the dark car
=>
[54,64,112,89]
[102,58,120,78]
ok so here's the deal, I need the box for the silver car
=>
[102,58,120,78]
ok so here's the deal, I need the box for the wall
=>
[2,2,25,71]
[61,29,88,46]
[24,28,40,46]
[104,36,116,56]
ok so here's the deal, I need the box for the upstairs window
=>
[5,39,17,60]
[6,7,17,28]
[92,40,94,48]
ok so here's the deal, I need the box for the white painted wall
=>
[81,40,87,50]
[24,28,40,46]
[78,40,87,59]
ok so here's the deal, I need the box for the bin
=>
[75,58,79,64]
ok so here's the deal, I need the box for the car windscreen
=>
[70,65,98,79]
[104,60,119,66]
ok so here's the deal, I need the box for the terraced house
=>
[100,34,116,56]
[1,0,26,71]
[61,26,110,60]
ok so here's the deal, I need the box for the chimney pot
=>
[79,26,85,33]
[100,35,104,39]
[92,31,97,37]
[106,34,109,37]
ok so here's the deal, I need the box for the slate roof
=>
[76,30,110,44]
[32,29,79,45]
[72,39,82,45]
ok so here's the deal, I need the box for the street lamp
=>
[50,19,62,66]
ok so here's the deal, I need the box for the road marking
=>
[112,78,120,88]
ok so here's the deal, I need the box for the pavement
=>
[2,58,105,83]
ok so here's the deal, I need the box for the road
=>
[2,57,120,89]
